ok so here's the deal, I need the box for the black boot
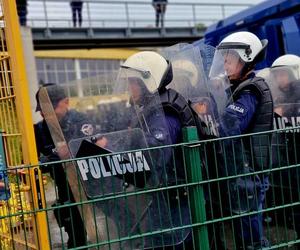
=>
[65,217,87,248]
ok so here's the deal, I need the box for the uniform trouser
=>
[233,176,269,249]
[53,202,87,248]
[50,164,87,248]
[206,176,269,249]
[270,167,300,247]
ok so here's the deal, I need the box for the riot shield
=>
[260,64,300,133]
[161,43,221,137]
[39,68,189,248]
[37,85,115,249]
[267,64,300,172]
[262,64,300,226]
[162,44,262,217]
[69,129,152,197]
[269,64,300,117]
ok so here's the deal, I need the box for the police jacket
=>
[35,110,96,165]
[34,120,58,164]
[220,72,273,173]
[35,110,96,201]
[35,119,74,203]
[129,88,196,184]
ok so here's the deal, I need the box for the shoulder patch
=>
[228,104,245,114]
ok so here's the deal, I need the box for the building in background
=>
[34,48,140,97]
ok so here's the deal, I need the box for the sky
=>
[27,0,267,28]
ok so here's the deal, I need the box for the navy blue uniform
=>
[219,73,270,248]
[220,92,258,136]
[130,97,192,249]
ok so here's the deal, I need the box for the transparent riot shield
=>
[39,68,189,248]
[263,64,300,219]
[268,64,300,167]
[269,64,300,117]
[37,85,114,248]
[261,64,300,134]
[161,43,221,137]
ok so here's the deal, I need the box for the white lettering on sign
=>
[77,160,89,181]
[77,151,151,181]
[228,104,244,114]
[203,114,218,136]
[89,158,102,179]
[273,116,300,133]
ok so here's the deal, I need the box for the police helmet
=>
[121,51,173,93]
[172,59,199,87]
[271,54,300,81]
[217,31,268,65]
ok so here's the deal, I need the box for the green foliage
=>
[195,22,206,32]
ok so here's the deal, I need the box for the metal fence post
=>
[192,4,196,26]
[182,126,209,250]
[221,4,226,19]
[86,2,94,37]
[2,0,51,248]
[125,2,131,36]
[42,0,51,37]
[125,2,130,28]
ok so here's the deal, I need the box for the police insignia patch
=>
[228,104,245,113]
[81,124,94,136]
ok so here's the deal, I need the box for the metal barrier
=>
[3,126,299,249]
[0,1,50,249]
[26,0,252,28]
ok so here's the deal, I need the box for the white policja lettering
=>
[77,151,150,181]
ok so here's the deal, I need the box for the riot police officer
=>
[34,83,95,248]
[212,31,273,249]
[95,51,195,249]
[269,54,300,246]
[271,54,300,117]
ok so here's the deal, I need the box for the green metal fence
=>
[1,126,299,249]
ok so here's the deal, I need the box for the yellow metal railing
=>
[0,1,50,249]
